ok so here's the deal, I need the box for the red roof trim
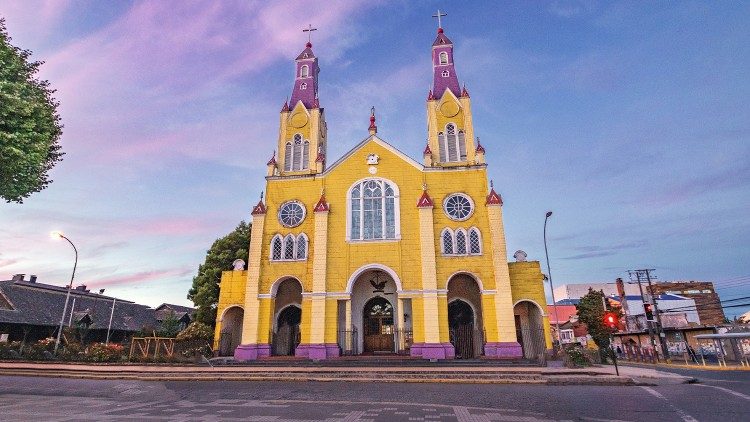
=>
[486,188,503,206]
[423,143,432,155]
[313,195,329,212]
[416,191,434,208]
[251,200,267,215]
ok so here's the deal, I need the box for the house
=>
[0,274,158,344]
[154,303,196,331]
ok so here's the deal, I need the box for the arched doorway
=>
[448,299,475,359]
[271,278,302,356]
[362,297,394,353]
[447,273,484,358]
[514,300,545,360]
[219,306,243,357]
[274,305,301,356]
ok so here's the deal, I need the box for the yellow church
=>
[214,24,552,361]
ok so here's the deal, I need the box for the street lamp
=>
[51,231,78,355]
[543,211,561,350]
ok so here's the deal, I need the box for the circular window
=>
[278,201,306,227]
[443,194,474,221]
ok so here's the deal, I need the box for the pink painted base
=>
[410,343,455,360]
[234,343,271,361]
[484,342,523,358]
[295,343,340,360]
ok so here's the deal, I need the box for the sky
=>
[1,1,748,317]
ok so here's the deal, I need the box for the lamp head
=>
[50,231,64,240]
[545,211,553,218]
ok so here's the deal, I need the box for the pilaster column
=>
[235,198,271,360]
[296,194,338,359]
[484,187,522,358]
[412,190,454,359]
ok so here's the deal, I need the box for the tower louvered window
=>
[458,130,467,160]
[286,134,308,172]
[439,52,448,65]
[437,132,447,162]
[444,123,458,162]
[302,141,310,169]
[284,143,293,171]
[300,65,309,78]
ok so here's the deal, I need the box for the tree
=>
[157,312,182,338]
[0,18,64,203]
[188,221,250,327]
[575,288,619,355]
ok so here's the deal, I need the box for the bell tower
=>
[272,25,328,176]
[424,12,477,167]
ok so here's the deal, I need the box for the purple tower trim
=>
[289,42,319,109]
[432,28,460,98]
[410,342,455,360]
[295,343,340,360]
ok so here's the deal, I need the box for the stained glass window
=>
[442,229,454,254]
[296,235,307,260]
[271,236,282,260]
[283,235,295,260]
[469,228,481,255]
[455,230,467,254]
[444,194,473,221]
[278,201,305,227]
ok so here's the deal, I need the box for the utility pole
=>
[628,270,658,357]
[643,269,670,360]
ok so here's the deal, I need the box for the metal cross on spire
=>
[303,24,317,44]
[432,9,447,29]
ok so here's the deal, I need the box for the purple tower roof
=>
[431,28,460,98]
[289,42,319,109]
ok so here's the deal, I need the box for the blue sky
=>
[1,1,748,317]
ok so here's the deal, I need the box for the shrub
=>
[176,322,212,342]
[23,337,55,360]
[0,341,21,359]
[564,344,590,367]
[87,343,125,362]
[59,342,86,361]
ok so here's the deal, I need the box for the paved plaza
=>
[1,366,750,421]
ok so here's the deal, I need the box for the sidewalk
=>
[0,361,692,385]
[620,360,750,372]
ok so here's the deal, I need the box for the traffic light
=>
[644,303,654,321]
[603,312,618,330]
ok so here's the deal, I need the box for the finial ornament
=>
[490,180,494,189]
[260,191,264,200]
[369,106,377,133]
[432,9,447,29]
[422,182,428,191]
[303,24,317,47]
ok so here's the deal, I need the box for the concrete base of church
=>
[483,342,523,358]
[295,343,340,360]
[410,342,455,360]
[234,343,271,361]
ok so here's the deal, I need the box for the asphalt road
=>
[1,372,749,421]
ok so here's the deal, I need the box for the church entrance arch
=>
[363,297,394,353]
[447,273,484,359]
[271,277,302,356]
[347,266,402,354]
[514,300,545,360]
[218,306,243,357]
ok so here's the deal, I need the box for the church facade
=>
[214,25,552,360]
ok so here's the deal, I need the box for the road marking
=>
[694,383,750,401]
[640,387,698,422]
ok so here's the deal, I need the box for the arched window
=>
[439,51,448,65]
[442,229,454,254]
[271,235,283,261]
[300,65,309,78]
[455,229,467,255]
[300,82,307,90]
[283,235,295,260]
[468,228,481,255]
[348,179,399,241]
[442,70,450,77]
[284,142,293,171]
[444,123,458,162]
[296,234,307,260]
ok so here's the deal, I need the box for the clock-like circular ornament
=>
[278,201,306,227]
[290,111,308,128]
[439,99,460,117]
[443,193,474,221]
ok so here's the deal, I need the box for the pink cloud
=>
[86,267,193,289]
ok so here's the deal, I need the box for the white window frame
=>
[439,51,448,65]
[441,70,450,77]
[443,193,475,222]
[442,227,482,257]
[300,64,309,78]
[346,178,401,242]
[300,82,307,90]
[560,329,575,344]
[270,233,308,262]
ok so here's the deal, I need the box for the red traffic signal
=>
[603,312,618,329]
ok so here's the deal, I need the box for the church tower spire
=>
[274,25,327,176]
[424,12,478,167]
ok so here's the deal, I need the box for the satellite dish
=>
[513,250,527,262]
[232,259,246,270]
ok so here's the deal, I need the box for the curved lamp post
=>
[51,231,78,355]
[543,212,561,350]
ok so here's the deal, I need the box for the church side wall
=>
[213,270,247,350]
[509,261,553,349]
